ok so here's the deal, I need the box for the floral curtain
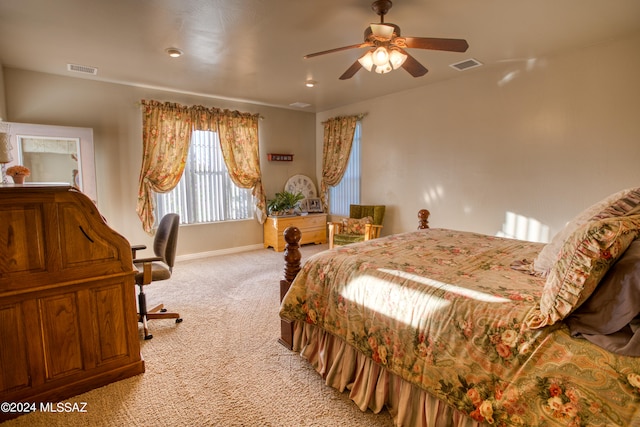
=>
[320,115,362,212]
[217,111,267,223]
[137,100,193,233]
[137,100,267,233]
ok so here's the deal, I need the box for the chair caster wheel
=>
[160,308,167,312]
[144,334,153,340]
[176,318,183,324]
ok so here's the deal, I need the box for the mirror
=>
[6,122,97,202]
[18,136,82,189]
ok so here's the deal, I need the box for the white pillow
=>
[533,187,640,276]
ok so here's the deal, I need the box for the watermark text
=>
[1,401,88,414]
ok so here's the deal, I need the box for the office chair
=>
[132,213,182,340]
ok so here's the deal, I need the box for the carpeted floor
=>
[2,244,394,427]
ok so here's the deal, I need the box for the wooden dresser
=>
[264,213,327,252]
[0,184,144,420]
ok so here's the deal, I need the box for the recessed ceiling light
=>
[165,48,183,58]
[305,80,317,88]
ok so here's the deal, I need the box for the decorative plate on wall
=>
[285,174,316,199]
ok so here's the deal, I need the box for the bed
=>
[278,189,640,426]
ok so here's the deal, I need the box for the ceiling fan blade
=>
[403,37,469,52]
[339,60,363,80]
[400,50,428,77]
[304,42,373,59]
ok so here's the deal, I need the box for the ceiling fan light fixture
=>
[375,63,393,74]
[357,51,375,72]
[370,23,394,39]
[372,46,390,67]
[389,49,407,69]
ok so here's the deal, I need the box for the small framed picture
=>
[307,198,322,213]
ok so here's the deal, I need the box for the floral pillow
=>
[341,216,373,235]
[526,214,640,329]
[565,239,640,338]
[533,187,640,276]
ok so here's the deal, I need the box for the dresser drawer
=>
[300,214,326,228]
[300,229,327,245]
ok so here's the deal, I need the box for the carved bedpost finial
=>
[418,209,430,229]
[283,226,302,283]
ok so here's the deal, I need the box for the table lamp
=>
[0,121,13,183]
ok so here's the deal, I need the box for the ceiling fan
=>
[304,0,469,80]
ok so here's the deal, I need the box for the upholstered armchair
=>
[328,204,386,249]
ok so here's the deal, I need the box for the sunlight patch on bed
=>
[340,274,451,327]
[340,269,511,328]
[378,269,511,303]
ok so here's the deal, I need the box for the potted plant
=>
[6,165,31,184]
[267,191,305,216]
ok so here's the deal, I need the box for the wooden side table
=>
[264,213,327,252]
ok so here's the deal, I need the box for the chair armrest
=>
[131,244,147,259]
[364,224,383,241]
[133,256,163,264]
[327,222,343,232]
[141,261,152,285]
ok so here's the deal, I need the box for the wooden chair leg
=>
[364,223,372,241]
[148,303,165,313]
[328,222,335,249]
[146,308,182,320]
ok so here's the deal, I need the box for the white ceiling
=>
[1,0,640,113]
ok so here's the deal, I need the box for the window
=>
[156,130,254,225]
[329,121,361,216]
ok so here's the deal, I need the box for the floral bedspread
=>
[280,229,640,426]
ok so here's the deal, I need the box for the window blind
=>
[329,121,361,216]
[156,130,254,225]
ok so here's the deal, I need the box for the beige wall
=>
[3,31,639,255]
[0,65,6,120]
[2,69,316,256]
[317,32,640,242]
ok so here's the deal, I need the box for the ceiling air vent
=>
[450,58,483,72]
[289,102,311,108]
[67,63,98,75]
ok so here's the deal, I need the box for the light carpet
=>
[3,244,394,427]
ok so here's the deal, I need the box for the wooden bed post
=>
[418,209,430,229]
[279,226,302,349]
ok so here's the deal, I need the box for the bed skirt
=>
[292,320,485,427]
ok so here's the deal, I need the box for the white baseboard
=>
[176,244,265,262]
